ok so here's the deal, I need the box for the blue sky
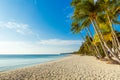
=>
[0,0,82,54]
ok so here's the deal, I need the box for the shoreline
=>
[0,54,71,72]
[0,54,73,72]
[0,55,120,80]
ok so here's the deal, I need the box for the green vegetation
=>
[71,0,120,63]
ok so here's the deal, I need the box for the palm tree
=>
[71,0,113,60]
[94,0,120,62]
[71,21,100,58]
[86,27,105,58]
[84,28,103,58]
[71,0,120,63]
[97,0,120,53]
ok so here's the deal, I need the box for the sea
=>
[0,54,70,71]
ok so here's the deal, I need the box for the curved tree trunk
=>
[94,18,120,63]
[84,28,102,58]
[90,18,113,61]
[106,13,120,53]
[86,27,103,58]
[79,32,98,58]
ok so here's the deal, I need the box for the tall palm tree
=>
[71,1,103,58]
[86,27,104,58]
[71,0,120,62]
[97,0,120,52]
[71,21,99,58]
[84,28,103,58]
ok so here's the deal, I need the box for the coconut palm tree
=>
[71,1,104,58]
[86,27,105,58]
[71,0,111,60]
[71,0,120,63]
[93,2,120,62]
[84,28,103,58]
[71,21,100,58]
[97,0,120,52]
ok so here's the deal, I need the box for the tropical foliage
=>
[71,0,120,64]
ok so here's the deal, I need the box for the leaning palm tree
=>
[77,18,103,58]
[71,0,120,63]
[97,0,120,53]
[86,27,104,58]
[71,21,100,58]
[94,0,120,62]
[71,0,110,59]
[84,28,103,58]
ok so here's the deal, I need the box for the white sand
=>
[0,55,120,80]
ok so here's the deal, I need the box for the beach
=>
[0,55,120,80]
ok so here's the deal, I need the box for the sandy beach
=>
[0,55,120,80]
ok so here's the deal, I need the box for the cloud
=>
[38,39,82,46]
[0,41,45,53]
[0,21,32,35]
[0,39,82,54]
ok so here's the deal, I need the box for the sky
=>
[0,0,82,54]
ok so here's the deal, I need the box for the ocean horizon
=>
[0,54,70,71]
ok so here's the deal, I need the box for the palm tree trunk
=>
[84,28,102,58]
[94,18,120,63]
[90,18,113,61]
[106,13,120,53]
[79,32,97,57]
[112,35,120,55]
[86,27,103,58]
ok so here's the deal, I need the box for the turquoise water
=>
[0,54,70,71]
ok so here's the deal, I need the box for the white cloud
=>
[0,21,32,35]
[0,39,82,54]
[38,39,82,46]
[0,41,42,54]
